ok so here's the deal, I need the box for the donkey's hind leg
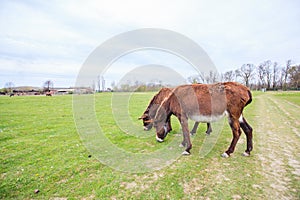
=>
[239,116,253,156]
[190,122,199,135]
[222,118,242,158]
[206,123,212,135]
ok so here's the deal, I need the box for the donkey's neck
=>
[155,95,174,123]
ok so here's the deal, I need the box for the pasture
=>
[0,91,299,199]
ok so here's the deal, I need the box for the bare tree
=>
[282,60,292,90]
[187,75,204,84]
[223,70,235,82]
[4,82,15,93]
[220,72,225,82]
[288,64,300,89]
[263,60,272,89]
[204,70,219,84]
[257,60,278,90]
[211,70,219,83]
[236,64,255,87]
[272,62,278,89]
[257,63,266,89]
[278,67,286,89]
[43,80,53,92]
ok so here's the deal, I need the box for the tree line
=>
[1,80,55,95]
[188,59,299,90]
[113,59,299,92]
[111,80,170,92]
[2,60,299,94]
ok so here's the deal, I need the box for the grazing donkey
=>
[139,87,212,135]
[153,82,253,157]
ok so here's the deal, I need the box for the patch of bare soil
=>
[118,171,165,197]
[255,95,300,199]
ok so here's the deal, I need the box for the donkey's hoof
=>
[242,152,250,157]
[221,152,229,158]
[182,151,190,155]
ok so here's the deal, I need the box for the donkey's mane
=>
[154,88,175,123]
[144,88,172,113]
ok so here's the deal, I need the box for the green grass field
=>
[1,91,299,199]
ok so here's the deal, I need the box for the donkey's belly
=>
[188,111,228,123]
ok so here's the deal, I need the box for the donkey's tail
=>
[245,89,252,107]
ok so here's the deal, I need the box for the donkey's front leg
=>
[180,117,192,155]
[166,117,172,133]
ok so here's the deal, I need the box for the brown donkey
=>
[153,82,253,157]
[139,87,212,135]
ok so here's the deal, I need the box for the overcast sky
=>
[0,0,299,88]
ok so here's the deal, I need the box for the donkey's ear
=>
[144,119,153,123]
[138,114,147,120]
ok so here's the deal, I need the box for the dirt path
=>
[254,94,300,199]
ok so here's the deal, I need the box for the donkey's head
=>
[153,105,169,142]
[153,120,168,142]
[139,103,161,131]
[138,113,153,131]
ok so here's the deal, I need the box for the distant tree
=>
[257,60,274,89]
[236,64,255,87]
[272,62,278,89]
[120,80,131,92]
[204,70,218,84]
[263,60,272,89]
[278,67,286,89]
[134,80,142,87]
[288,64,300,89]
[136,84,147,92]
[223,70,235,82]
[209,70,219,83]
[257,63,266,89]
[43,80,53,92]
[4,82,15,93]
[256,60,272,89]
[187,75,204,84]
[283,60,292,90]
